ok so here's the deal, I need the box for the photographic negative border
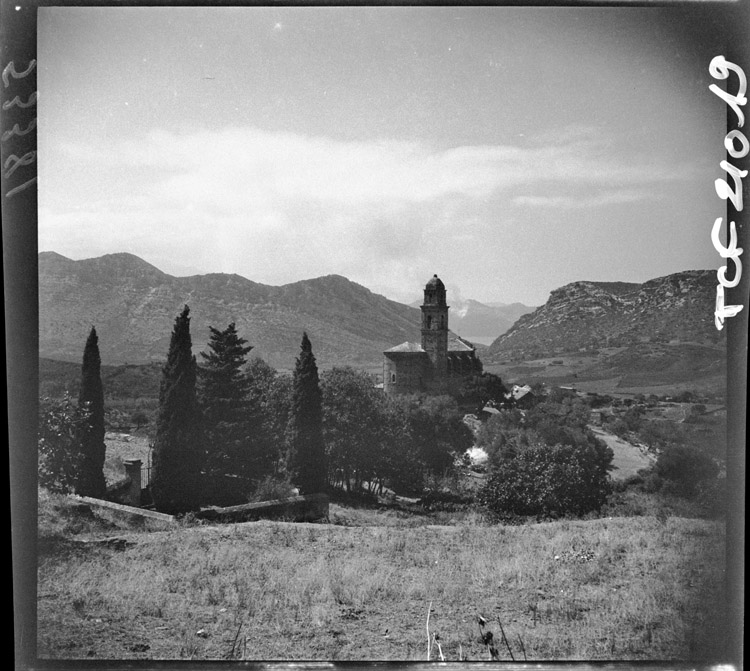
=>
[4,0,746,668]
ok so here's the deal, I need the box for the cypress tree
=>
[76,326,107,498]
[287,332,327,494]
[151,305,203,513]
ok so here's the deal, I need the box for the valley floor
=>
[37,508,728,662]
[590,426,655,480]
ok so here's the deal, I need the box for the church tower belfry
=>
[384,274,479,396]
[421,274,449,379]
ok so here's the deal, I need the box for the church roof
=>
[384,341,425,353]
[448,336,475,352]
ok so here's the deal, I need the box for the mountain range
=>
[39,253,725,386]
[40,252,426,370]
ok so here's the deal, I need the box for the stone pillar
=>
[122,459,142,507]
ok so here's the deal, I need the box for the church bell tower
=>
[421,274,449,380]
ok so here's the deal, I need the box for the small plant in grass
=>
[248,474,298,502]
[425,606,527,661]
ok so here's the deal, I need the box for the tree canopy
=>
[199,323,263,481]
[479,394,613,520]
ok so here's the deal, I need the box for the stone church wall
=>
[383,353,430,395]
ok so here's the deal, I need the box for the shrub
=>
[655,444,719,498]
[249,475,298,502]
[131,410,149,430]
[610,419,629,438]
[38,395,91,494]
[479,441,612,521]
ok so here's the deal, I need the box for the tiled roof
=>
[448,336,475,352]
[385,337,476,354]
[384,341,425,353]
[511,384,533,400]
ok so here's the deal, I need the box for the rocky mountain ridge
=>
[485,271,722,362]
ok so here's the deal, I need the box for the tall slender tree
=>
[286,332,327,494]
[151,305,203,513]
[76,326,107,498]
[199,323,266,481]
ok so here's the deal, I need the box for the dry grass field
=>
[37,491,727,662]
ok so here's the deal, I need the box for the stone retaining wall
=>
[70,495,177,530]
[196,493,329,523]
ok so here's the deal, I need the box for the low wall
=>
[70,495,177,530]
[196,493,329,524]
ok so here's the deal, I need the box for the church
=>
[383,275,483,395]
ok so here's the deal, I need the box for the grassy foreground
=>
[37,494,727,662]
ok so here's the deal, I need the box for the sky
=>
[38,6,728,306]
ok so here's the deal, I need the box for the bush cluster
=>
[477,393,613,521]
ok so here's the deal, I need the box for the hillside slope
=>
[39,252,422,370]
[485,271,722,362]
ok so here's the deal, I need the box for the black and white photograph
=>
[4,1,747,665]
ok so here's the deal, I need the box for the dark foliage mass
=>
[319,368,474,497]
[75,327,107,498]
[394,394,474,491]
[151,306,204,513]
[456,372,509,413]
[321,366,385,493]
[286,333,327,495]
[479,393,613,521]
[655,444,720,498]
[38,394,91,493]
[246,357,293,460]
[199,323,272,484]
[480,441,613,521]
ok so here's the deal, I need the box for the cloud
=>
[512,189,654,209]
[40,124,701,297]
[58,124,689,210]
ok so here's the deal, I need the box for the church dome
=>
[425,274,445,291]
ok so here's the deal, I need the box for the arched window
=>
[391,372,397,383]
[426,315,432,329]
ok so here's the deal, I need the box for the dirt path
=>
[589,426,655,480]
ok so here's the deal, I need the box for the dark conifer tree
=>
[286,332,327,494]
[199,323,263,480]
[151,305,203,513]
[76,326,107,498]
